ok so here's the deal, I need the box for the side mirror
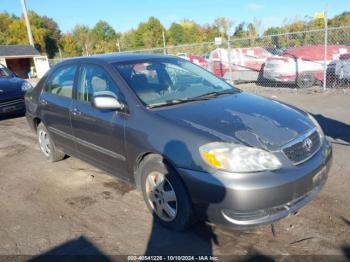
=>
[91,95,124,111]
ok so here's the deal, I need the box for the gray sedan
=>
[25,54,332,230]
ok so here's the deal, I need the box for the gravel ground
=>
[0,87,349,260]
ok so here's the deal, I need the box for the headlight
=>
[199,142,282,173]
[308,114,324,139]
[21,81,32,92]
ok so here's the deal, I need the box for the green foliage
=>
[59,33,80,57]
[329,12,350,27]
[91,20,119,53]
[134,17,165,48]
[168,23,184,45]
[0,11,61,58]
[91,20,117,41]
[0,10,349,58]
[71,25,92,55]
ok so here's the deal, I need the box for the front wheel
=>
[37,122,65,162]
[296,73,315,88]
[140,155,195,230]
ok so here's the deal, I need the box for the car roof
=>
[59,53,177,65]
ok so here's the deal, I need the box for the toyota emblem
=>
[303,138,313,152]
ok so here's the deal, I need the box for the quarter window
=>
[45,65,77,98]
[0,67,11,78]
[77,64,123,102]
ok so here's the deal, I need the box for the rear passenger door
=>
[40,64,78,154]
[70,63,127,177]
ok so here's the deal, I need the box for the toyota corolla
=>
[25,54,332,230]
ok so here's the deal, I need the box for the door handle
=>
[39,99,48,106]
[71,108,82,116]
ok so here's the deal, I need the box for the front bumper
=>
[178,139,332,229]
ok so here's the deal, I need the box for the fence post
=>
[323,4,328,91]
[227,34,234,84]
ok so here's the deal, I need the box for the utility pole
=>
[21,0,35,46]
[116,40,121,52]
[58,46,63,59]
[323,3,328,91]
[162,31,167,55]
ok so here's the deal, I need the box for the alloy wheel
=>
[145,171,177,222]
[38,129,51,157]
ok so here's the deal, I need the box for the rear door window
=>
[45,64,78,98]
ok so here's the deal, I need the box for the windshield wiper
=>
[147,89,239,109]
[189,89,239,101]
[147,99,192,109]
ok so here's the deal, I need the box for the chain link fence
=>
[49,26,350,92]
[223,26,350,92]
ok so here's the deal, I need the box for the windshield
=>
[113,58,237,107]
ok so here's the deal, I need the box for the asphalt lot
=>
[0,87,349,260]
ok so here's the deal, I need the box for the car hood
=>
[154,92,314,151]
[0,77,25,101]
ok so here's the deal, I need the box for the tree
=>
[329,12,350,27]
[1,10,350,58]
[0,12,14,44]
[90,20,119,54]
[91,20,117,42]
[0,11,61,58]
[119,29,136,50]
[28,11,61,58]
[133,17,165,48]
[214,17,234,37]
[60,33,80,57]
[71,24,93,55]
[233,22,246,38]
[247,23,257,46]
[168,23,184,45]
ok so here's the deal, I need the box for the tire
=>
[37,122,65,162]
[296,73,315,88]
[140,155,194,230]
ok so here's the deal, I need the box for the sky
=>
[2,0,349,33]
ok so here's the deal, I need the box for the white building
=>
[0,45,50,79]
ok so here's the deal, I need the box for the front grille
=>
[0,98,24,107]
[283,130,321,164]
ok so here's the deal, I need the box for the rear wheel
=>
[296,73,315,88]
[140,155,194,230]
[37,122,65,162]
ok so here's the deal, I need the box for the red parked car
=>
[188,55,208,69]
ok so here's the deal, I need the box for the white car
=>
[208,47,272,82]
[336,53,350,80]
[263,45,350,88]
